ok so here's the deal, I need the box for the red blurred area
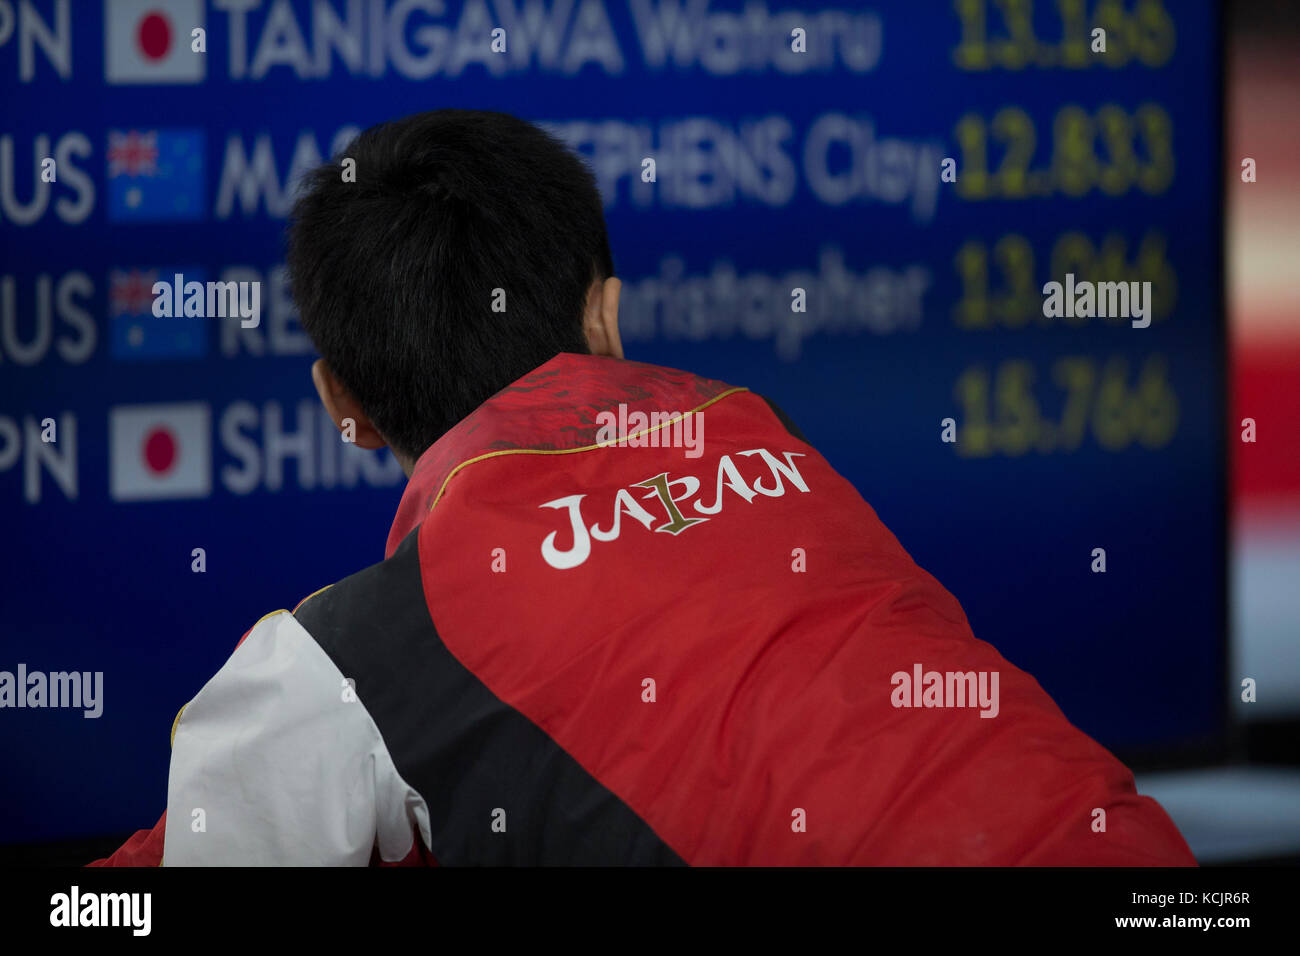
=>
[1234,342,1300,504]
[1229,35,1300,524]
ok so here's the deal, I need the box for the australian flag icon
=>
[107,129,205,222]
[109,266,208,360]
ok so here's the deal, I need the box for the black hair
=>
[286,109,614,462]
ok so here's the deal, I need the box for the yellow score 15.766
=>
[953,354,1178,457]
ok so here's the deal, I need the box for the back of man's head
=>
[287,109,614,464]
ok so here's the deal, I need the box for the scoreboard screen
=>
[0,0,1224,845]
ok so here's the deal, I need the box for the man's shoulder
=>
[288,530,426,657]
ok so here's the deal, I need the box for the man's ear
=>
[311,359,388,450]
[583,276,623,359]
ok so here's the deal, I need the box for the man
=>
[92,109,1194,866]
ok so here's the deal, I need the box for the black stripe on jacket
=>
[295,529,687,866]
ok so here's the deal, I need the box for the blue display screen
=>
[0,0,1224,843]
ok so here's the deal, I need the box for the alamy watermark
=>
[890,663,999,718]
[151,273,260,327]
[595,405,704,458]
[0,664,102,718]
[1041,273,1152,328]
[50,886,150,936]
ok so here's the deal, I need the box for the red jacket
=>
[92,353,1195,865]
